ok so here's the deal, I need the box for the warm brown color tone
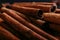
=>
[0,2,60,40]
[41,13,60,24]
[6,5,43,18]
[0,12,47,40]
[55,9,60,13]
[0,26,20,40]
[11,2,56,12]
[1,7,58,40]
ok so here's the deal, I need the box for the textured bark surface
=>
[0,2,60,40]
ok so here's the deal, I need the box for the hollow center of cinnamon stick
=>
[51,6,56,12]
[37,10,43,17]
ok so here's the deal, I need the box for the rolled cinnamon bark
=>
[29,17,60,33]
[9,3,56,12]
[32,2,56,5]
[14,11,30,21]
[6,5,43,18]
[41,13,60,24]
[1,8,58,40]
[0,12,47,40]
[3,2,51,7]
[1,7,30,21]
[0,26,20,40]
[13,2,56,7]
[0,22,29,40]
[55,9,60,13]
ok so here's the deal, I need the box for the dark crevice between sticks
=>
[6,5,12,8]
[0,4,4,13]
[42,21,60,36]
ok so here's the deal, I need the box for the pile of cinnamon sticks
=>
[0,2,60,40]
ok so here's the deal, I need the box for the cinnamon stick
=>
[0,26,20,40]
[0,12,47,40]
[9,3,56,12]
[1,7,58,40]
[41,13,60,24]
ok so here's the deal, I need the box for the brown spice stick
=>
[6,5,43,18]
[1,7,58,40]
[1,7,30,21]
[10,3,56,12]
[29,17,60,34]
[55,9,60,13]
[0,26,20,40]
[41,13,60,24]
[0,12,47,40]
[13,2,56,7]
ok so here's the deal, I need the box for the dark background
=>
[1,0,51,2]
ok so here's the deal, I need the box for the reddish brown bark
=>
[0,12,47,40]
[0,26,20,40]
[1,8,58,40]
